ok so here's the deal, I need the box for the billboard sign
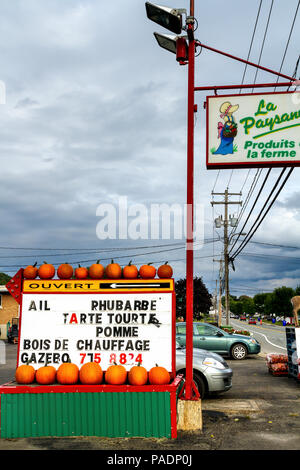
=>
[14,278,175,373]
[206,91,300,169]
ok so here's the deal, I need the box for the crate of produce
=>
[266,353,288,364]
[268,363,288,376]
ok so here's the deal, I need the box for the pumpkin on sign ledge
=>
[105,362,127,385]
[23,262,38,280]
[75,264,88,280]
[57,263,74,280]
[56,361,79,385]
[157,262,173,279]
[88,260,105,279]
[123,261,138,280]
[15,362,36,384]
[128,363,148,386]
[38,262,55,280]
[36,363,56,385]
[105,260,122,280]
[79,362,103,384]
[139,263,156,279]
[149,364,170,385]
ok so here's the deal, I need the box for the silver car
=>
[176,342,233,398]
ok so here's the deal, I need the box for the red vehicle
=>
[240,315,246,321]
[248,318,256,325]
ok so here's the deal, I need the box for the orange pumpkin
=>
[88,260,105,279]
[105,363,127,385]
[106,260,122,279]
[56,362,79,385]
[36,364,56,385]
[57,263,73,280]
[157,262,173,279]
[128,363,148,386]
[23,262,38,280]
[79,362,103,384]
[149,364,170,385]
[139,263,156,279]
[15,362,35,384]
[38,262,55,280]
[75,264,88,280]
[123,261,138,280]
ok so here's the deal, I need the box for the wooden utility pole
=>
[211,189,242,325]
[213,258,223,327]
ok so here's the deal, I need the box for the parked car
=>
[176,322,261,360]
[248,318,256,325]
[240,315,246,321]
[176,342,233,398]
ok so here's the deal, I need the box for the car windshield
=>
[196,324,223,336]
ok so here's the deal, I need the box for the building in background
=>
[0,286,19,339]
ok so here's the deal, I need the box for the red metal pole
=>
[195,81,294,92]
[196,42,294,82]
[184,7,195,400]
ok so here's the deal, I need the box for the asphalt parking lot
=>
[1,343,300,451]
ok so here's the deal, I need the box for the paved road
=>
[229,319,287,355]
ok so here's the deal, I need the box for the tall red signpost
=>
[184,8,197,401]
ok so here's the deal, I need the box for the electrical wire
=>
[228,168,263,240]
[230,167,294,260]
[251,0,274,91]
[239,0,263,94]
[274,0,300,90]
[229,168,272,254]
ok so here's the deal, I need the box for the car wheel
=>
[193,372,206,399]
[231,343,248,360]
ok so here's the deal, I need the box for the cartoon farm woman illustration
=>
[213,101,239,155]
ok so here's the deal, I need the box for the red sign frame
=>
[206,90,300,170]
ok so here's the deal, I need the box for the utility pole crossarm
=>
[211,201,242,205]
[212,192,242,196]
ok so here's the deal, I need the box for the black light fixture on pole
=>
[145,2,185,34]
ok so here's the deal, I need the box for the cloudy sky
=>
[0,0,299,298]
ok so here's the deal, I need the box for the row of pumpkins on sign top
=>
[23,260,173,280]
[15,361,170,386]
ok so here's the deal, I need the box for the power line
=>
[274,0,300,90]
[229,168,271,254]
[239,0,263,93]
[230,167,294,260]
[227,0,264,200]
[252,0,274,91]
[249,240,300,250]
[0,239,218,253]
[228,168,264,242]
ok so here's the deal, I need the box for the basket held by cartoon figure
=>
[223,122,237,138]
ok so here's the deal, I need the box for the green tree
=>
[175,277,212,320]
[238,295,255,315]
[253,292,270,314]
[294,285,300,296]
[0,272,11,285]
[269,286,294,316]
